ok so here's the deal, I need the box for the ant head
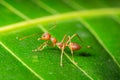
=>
[19,22,57,41]
[38,33,51,40]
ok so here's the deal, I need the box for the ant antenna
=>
[19,22,57,40]
[19,32,42,40]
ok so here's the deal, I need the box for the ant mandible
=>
[19,24,83,66]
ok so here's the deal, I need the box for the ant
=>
[19,24,83,66]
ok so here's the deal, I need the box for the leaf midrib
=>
[0,41,44,80]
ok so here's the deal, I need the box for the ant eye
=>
[42,34,46,38]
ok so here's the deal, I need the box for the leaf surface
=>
[0,0,120,80]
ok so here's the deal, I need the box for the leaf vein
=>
[0,0,47,32]
[78,18,120,68]
[0,41,44,80]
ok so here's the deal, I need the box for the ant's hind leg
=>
[66,34,83,45]
[71,34,83,43]
[68,36,74,61]
[32,41,48,52]
[60,45,65,67]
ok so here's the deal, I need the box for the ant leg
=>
[59,35,68,66]
[68,36,74,61]
[61,34,67,43]
[66,34,83,44]
[71,34,91,48]
[60,45,65,67]
[32,41,48,52]
[65,34,82,45]
[71,34,83,42]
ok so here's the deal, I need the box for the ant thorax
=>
[51,37,57,45]
[56,42,64,49]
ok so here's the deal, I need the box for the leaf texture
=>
[0,0,120,80]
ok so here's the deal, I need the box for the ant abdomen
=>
[69,42,81,51]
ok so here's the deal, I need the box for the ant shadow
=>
[65,49,92,57]
[39,47,92,57]
[78,52,92,57]
[40,47,60,53]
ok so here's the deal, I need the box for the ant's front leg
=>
[32,41,48,52]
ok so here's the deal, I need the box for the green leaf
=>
[0,0,120,80]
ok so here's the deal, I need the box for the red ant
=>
[19,24,83,66]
